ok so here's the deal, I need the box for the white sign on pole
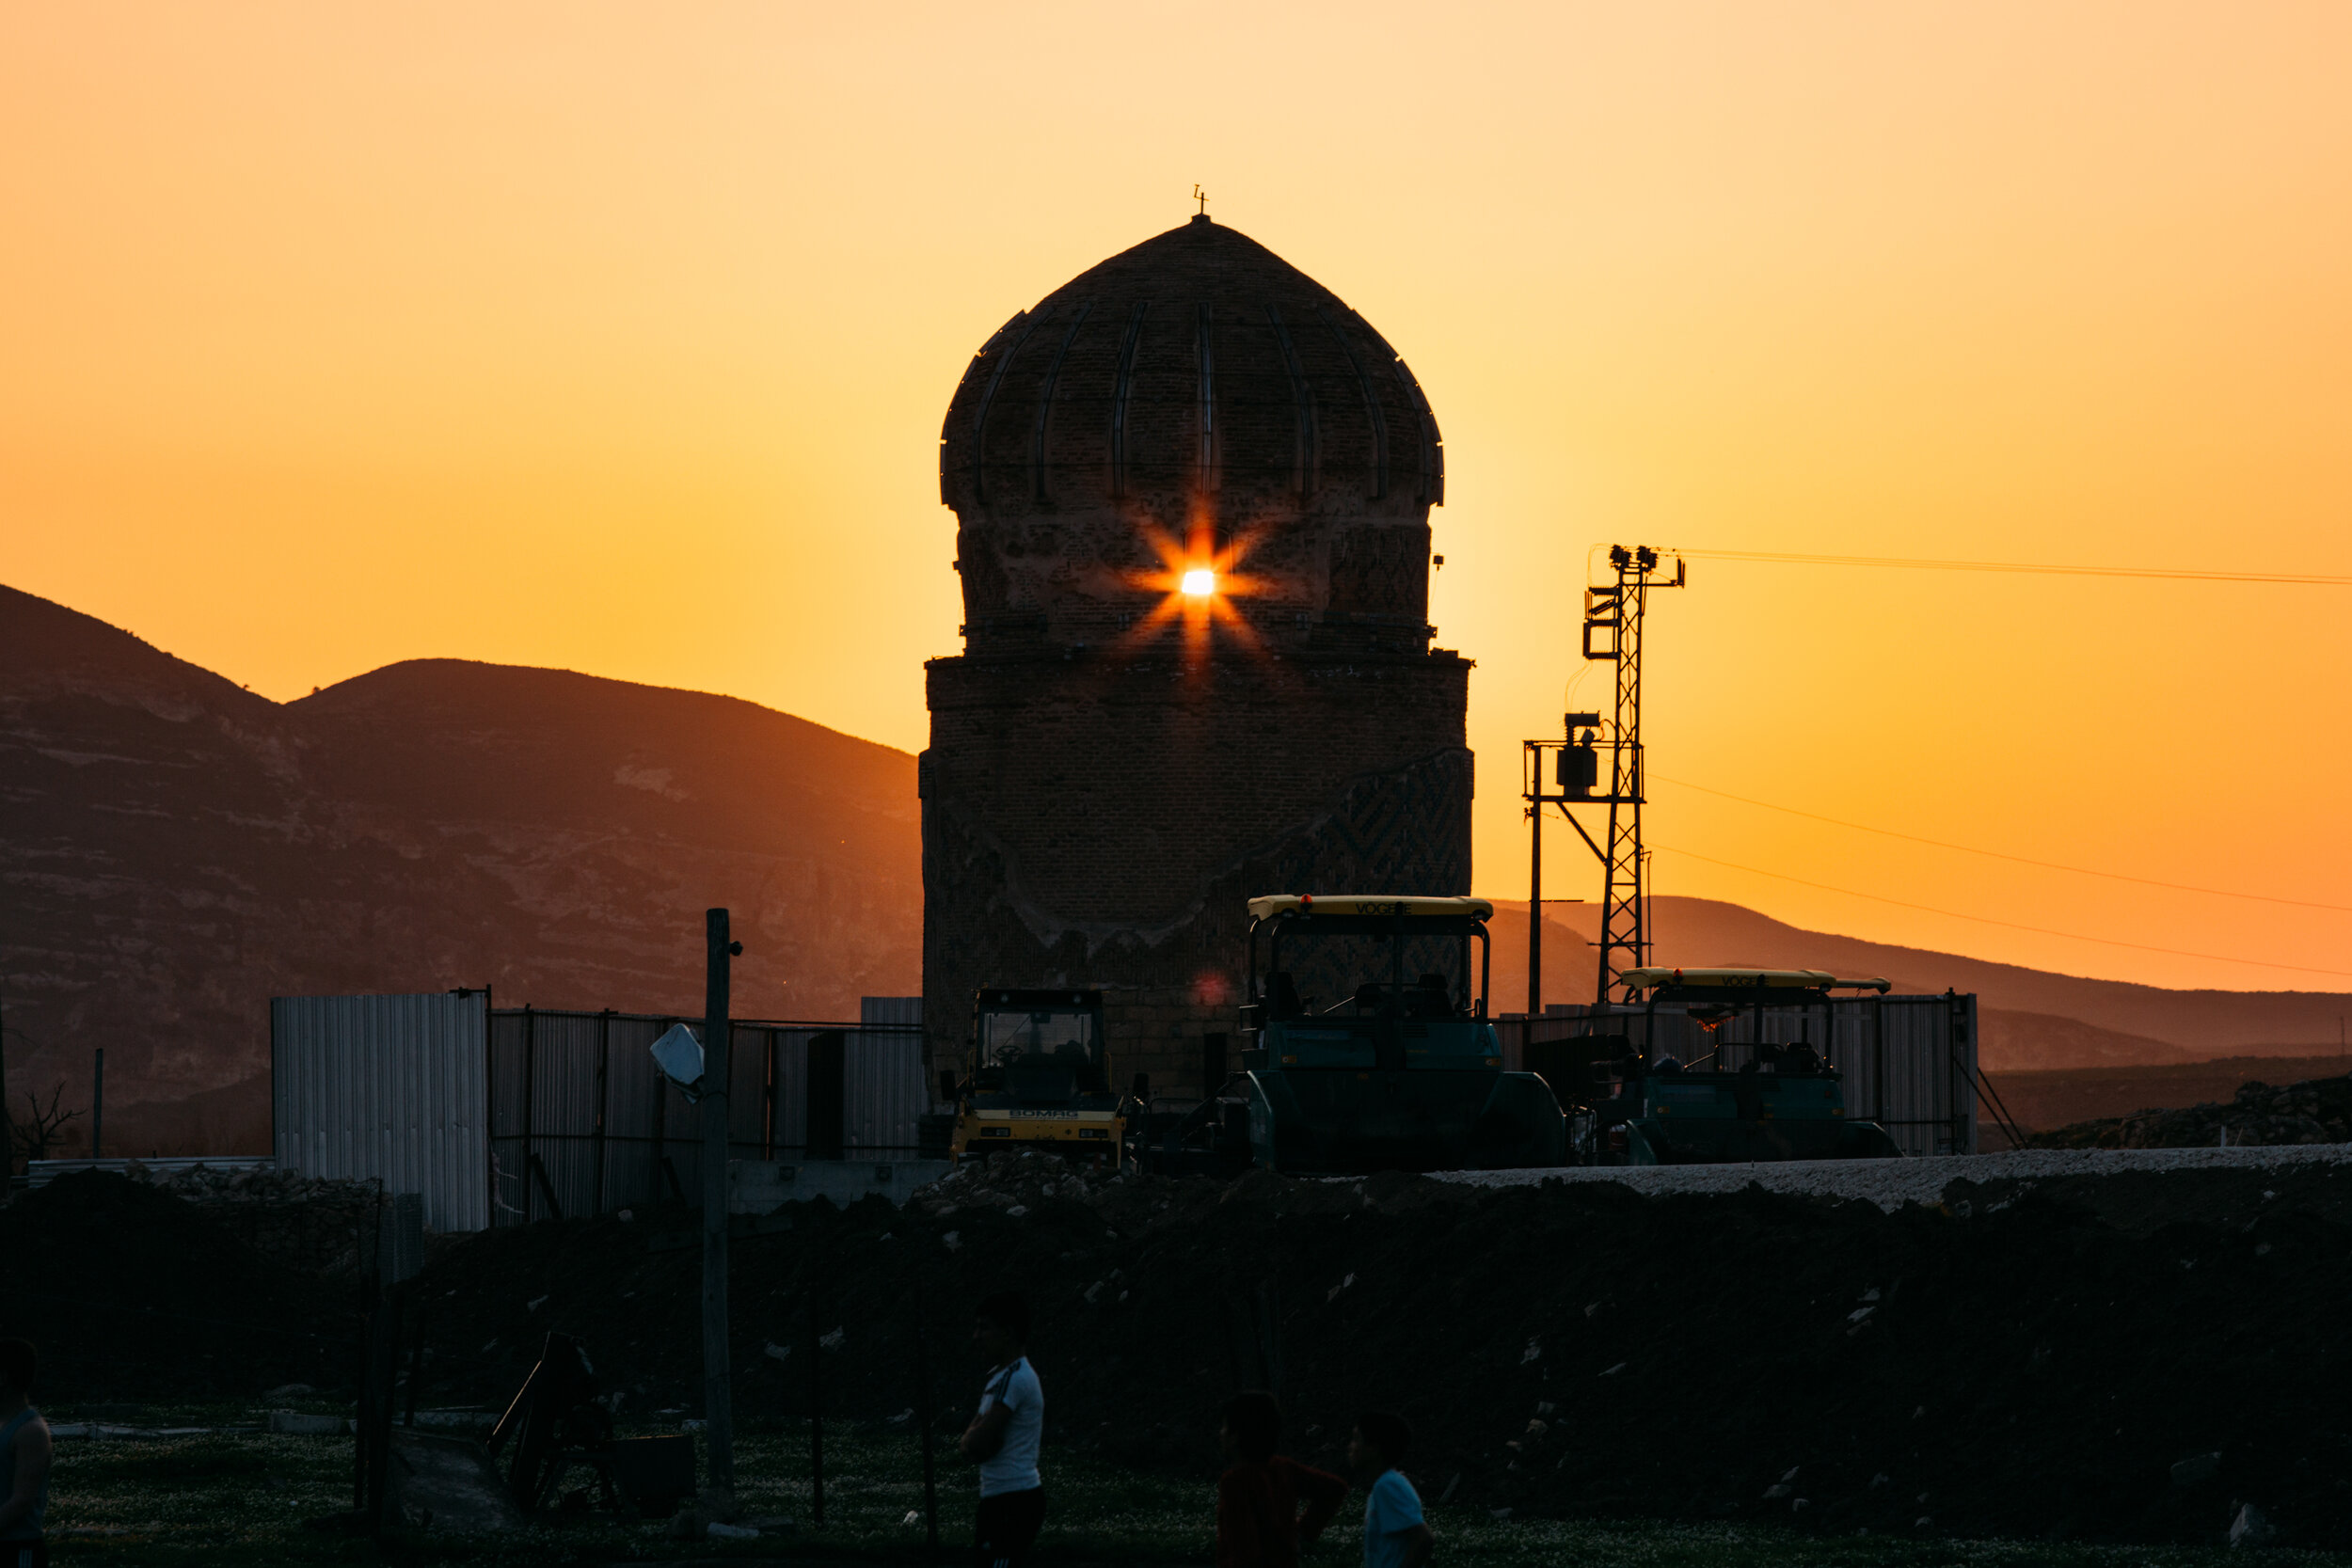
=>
[650,1022,707,1101]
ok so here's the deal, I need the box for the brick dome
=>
[939,215,1444,649]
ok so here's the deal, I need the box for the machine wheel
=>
[1840,1123,1904,1159]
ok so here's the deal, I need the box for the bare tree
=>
[12,1083,83,1163]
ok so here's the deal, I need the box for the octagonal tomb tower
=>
[921,214,1473,1091]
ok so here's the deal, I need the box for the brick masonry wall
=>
[921,647,1470,1085]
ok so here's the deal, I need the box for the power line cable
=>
[1651,773,2352,915]
[1656,845,2352,980]
[1672,548,2352,586]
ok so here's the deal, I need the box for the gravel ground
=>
[1433,1143,2352,1209]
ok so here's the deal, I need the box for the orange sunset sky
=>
[5,3,2349,997]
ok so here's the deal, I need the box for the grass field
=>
[38,1406,2352,1568]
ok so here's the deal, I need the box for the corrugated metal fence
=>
[272,992,491,1232]
[1497,992,1980,1157]
[275,989,1973,1218]
[485,1004,927,1228]
[272,993,926,1231]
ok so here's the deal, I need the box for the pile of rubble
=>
[2028,1074,2352,1149]
[914,1148,1109,1215]
[0,1171,355,1397]
[104,1160,389,1276]
[136,1162,380,1206]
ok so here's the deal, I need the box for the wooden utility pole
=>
[701,909,739,1497]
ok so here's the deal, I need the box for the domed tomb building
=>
[923,214,1473,1091]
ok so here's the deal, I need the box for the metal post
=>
[478,991,496,1239]
[361,1288,402,1533]
[917,1325,937,1555]
[1526,784,1542,1019]
[404,1297,427,1429]
[520,1007,536,1225]
[807,1299,826,1527]
[650,1021,669,1206]
[763,1029,779,1160]
[1872,995,1886,1125]
[593,1010,611,1218]
[91,1048,103,1161]
[0,987,11,1180]
[702,911,738,1497]
[1947,990,1962,1155]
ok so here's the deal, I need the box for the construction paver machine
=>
[1142,895,1567,1174]
[941,988,1132,1168]
[1568,968,1905,1164]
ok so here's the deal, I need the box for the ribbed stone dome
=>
[938,216,1444,650]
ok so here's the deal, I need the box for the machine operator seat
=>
[1053,1037,1106,1092]
[1269,972,1305,1021]
[1411,974,1454,1019]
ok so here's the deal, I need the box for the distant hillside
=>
[1481,900,1597,1015]
[0,584,919,1147]
[1985,1055,2352,1137]
[1554,895,2352,1069]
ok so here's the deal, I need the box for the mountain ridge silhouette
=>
[0,583,917,1149]
[8,580,2343,1154]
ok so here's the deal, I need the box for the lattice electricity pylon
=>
[1588,545,1682,1001]
[1519,545,1682,1013]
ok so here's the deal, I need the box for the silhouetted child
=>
[1216,1391,1346,1568]
[0,1339,52,1568]
[959,1293,1044,1568]
[1346,1411,1431,1568]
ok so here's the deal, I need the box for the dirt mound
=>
[1987,1056,2352,1137]
[404,1160,2352,1549]
[0,1171,359,1398]
[2028,1073,2352,1148]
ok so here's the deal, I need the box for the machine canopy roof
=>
[1619,967,1892,993]
[1247,895,1495,923]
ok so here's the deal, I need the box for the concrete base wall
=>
[728,1158,950,1211]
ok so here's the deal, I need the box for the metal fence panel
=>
[844,1026,927,1155]
[484,1006,930,1227]
[271,992,489,1232]
[488,1009,692,1226]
